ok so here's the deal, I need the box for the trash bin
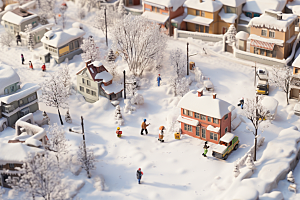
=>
[174,132,181,139]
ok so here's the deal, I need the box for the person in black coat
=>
[16,33,21,46]
[136,168,143,184]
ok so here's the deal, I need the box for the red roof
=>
[250,39,275,51]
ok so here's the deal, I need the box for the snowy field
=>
[0,1,300,199]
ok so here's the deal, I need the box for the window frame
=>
[205,26,209,33]
[213,133,218,141]
[201,11,205,17]
[254,47,259,54]
[225,127,228,133]
[196,126,200,136]
[80,86,84,92]
[187,110,193,117]
[224,114,228,120]
[213,118,218,124]
[87,80,91,86]
[269,31,275,38]
[207,116,212,122]
[261,29,267,37]
[260,49,265,56]
[86,88,90,94]
[9,163,14,169]
[91,90,96,96]
[196,10,200,16]
[201,128,206,138]
[200,114,206,121]
[194,113,200,119]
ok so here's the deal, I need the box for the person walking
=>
[21,54,25,65]
[136,168,143,184]
[16,33,21,46]
[202,141,209,157]
[41,63,46,71]
[116,127,122,137]
[29,61,33,70]
[141,119,150,135]
[158,126,165,142]
[157,74,162,87]
[238,97,244,109]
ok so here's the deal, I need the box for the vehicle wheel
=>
[223,154,228,160]
[234,143,239,150]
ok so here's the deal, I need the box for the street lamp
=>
[187,42,198,76]
[123,70,137,99]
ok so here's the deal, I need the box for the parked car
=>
[212,133,239,160]
[256,79,269,95]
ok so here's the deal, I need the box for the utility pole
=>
[81,116,91,178]
[187,42,189,76]
[104,8,108,47]
[123,70,126,99]
[254,95,258,161]
[253,62,256,86]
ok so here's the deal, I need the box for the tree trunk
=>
[254,129,257,161]
[57,107,64,125]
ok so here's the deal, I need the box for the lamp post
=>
[81,116,90,178]
[187,42,189,76]
[104,8,108,47]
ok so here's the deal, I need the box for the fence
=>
[174,28,223,42]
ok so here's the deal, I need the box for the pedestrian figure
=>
[136,168,143,184]
[116,127,122,138]
[157,74,162,87]
[41,63,46,71]
[158,126,165,142]
[29,61,33,70]
[16,32,21,46]
[238,97,244,109]
[202,141,209,157]
[141,119,150,135]
[21,54,25,65]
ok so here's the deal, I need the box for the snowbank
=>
[236,31,249,40]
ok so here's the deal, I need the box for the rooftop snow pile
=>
[177,90,232,119]
[144,0,186,12]
[248,12,297,32]
[41,28,85,48]
[184,0,222,12]
[236,31,249,40]
[0,64,20,95]
[219,8,238,23]
[101,82,123,95]
[216,0,246,7]
[183,15,213,26]
[243,0,287,14]
[95,71,113,82]
[2,9,38,25]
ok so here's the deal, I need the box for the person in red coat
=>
[29,61,33,70]
[41,63,46,71]
[136,168,143,184]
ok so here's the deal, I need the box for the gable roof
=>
[216,0,246,7]
[2,8,38,25]
[243,0,287,14]
[0,64,20,95]
[177,90,233,119]
[77,61,113,83]
[184,0,223,12]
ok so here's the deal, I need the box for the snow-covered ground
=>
[1,1,300,199]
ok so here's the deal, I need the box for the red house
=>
[177,89,234,144]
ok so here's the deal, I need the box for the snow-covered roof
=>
[0,83,40,104]
[287,0,300,10]
[207,125,220,133]
[25,138,42,147]
[2,9,38,25]
[177,90,233,119]
[292,5,300,16]
[0,143,44,164]
[90,61,103,67]
[248,34,284,46]
[204,79,214,88]
[261,96,278,115]
[213,144,227,154]
[236,31,249,40]
[184,0,223,12]
[4,3,19,11]
[216,0,246,7]
[243,0,287,14]
[0,64,20,95]
[141,11,169,24]
[183,14,213,26]
[171,12,187,24]
[292,45,300,67]
[95,71,113,82]
[220,132,235,143]
[41,28,85,48]
[19,0,37,10]
[177,115,200,126]
[101,82,123,95]
[239,13,251,22]
[144,0,186,11]
[219,8,238,24]
[248,12,297,32]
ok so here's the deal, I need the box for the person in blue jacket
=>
[157,74,161,86]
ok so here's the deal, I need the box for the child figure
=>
[41,63,46,71]
[21,54,25,65]
[202,141,209,157]
[238,97,244,109]
[157,74,161,87]
[158,126,165,142]
[29,61,33,70]
[136,168,143,184]
[141,119,150,135]
[116,127,122,137]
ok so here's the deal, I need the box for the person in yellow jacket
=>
[141,119,150,135]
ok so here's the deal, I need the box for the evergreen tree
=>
[107,49,116,63]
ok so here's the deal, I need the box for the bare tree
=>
[41,72,69,125]
[0,31,14,47]
[40,0,57,24]
[242,96,268,161]
[93,7,116,35]
[118,0,126,16]
[77,141,98,178]
[81,36,101,62]
[85,0,98,11]
[59,2,68,29]
[269,65,294,105]
[111,14,167,76]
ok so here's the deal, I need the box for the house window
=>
[19,99,23,106]
[162,12,168,15]
[82,78,85,84]
[10,26,13,29]
[184,124,192,132]
[4,88,9,94]
[91,90,96,96]
[205,26,209,33]
[194,113,200,118]
[253,13,260,17]
[195,24,200,32]
[183,109,187,115]
[74,40,79,48]
[201,128,206,138]
[69,42,74,50]
[225,127,228,133]
[207,116,211,122]
[86,88,90,94]
[213,133,218,141]
[157,8,160,13]
[87,80,91,86]
[20,107,30,116]
[9,164,14,169]
[224,114,228,120]
[5,24,7,28]
[260,49,265,56]
[129,0,133,4]
[210,132,214,139]
[187,110,193,117]
[246,12,252,18]
[269,31,275,38]
[210,132,218,140]
[11,85,14,92]
[201,115,206,120]
[196,10,200,16]
[200,25,204,32]
[151,6,155,11]
[59,45,70,56]
[261,29,267,36]
[266,50,272,57]
[196,126,200,136]
[201,11,205,17]
[296,68,299,74]
[145,8,150,11]
[226,6,236,13]
[80,86,84,92]
[28,94,37,102]
[272,50,276,57]
[213,118,218,124]
[254,47,259,54]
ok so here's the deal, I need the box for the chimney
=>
[213,93,217,99]
[197,88,203,97]
[85,60,92,68]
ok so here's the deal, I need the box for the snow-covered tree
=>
[233,162,240,178]
[111,14,167,76]
[40,0,57,24]
[40,72,69,125]
[81,36,101,62]
[287,171,295,183]
[59,2,68,29]
[269,65,294,105]
[107,62,118,79]
[47,123,69,168]
[107,49,116,63]
[176,77,190,97]
[77,7,86,20]
[93,8,116,37]
[131,93,144,105]
[0,31,14,47]
[25,24,34,51]
[77,141,98,178]
[85,0,97,11]
[225,24,237,44]
[0,187,5,200]
[242,96,268,161]
[118,0,126,16]
[61,64,72,95]
[170,48,186,79]
[245,154,256,170]
[65,110,72,123]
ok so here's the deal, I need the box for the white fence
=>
[174,28,223,43]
